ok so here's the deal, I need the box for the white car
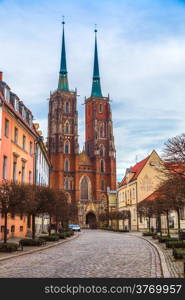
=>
[69,224,81,232]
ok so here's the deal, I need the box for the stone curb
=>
[132,234,174,278]
[0,233,81,262]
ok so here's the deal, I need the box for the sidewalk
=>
[130,232,184,278]
[0,233,80,262]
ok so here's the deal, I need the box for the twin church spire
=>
[91,29,103,97]
[58,22,103,97]
[58,21,69,91]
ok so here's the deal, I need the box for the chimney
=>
[0,72,3,81]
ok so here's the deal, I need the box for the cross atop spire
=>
[58,17,69,91]
[91,27,103,97]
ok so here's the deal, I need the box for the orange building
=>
[48,24,116,228]
[0,71,38,240]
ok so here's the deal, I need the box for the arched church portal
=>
[86,212,97,229]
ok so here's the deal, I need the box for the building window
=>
[20,214,23,220]
[13,159,17,182]
[4,119,9,137]
[11,225,15,233]
[65,122,70,134]
[64,141,70,154]
[132,188,135,200]
[100,125,103,138]
[21,162,25,183]
[101,180,105,191]
[29,142,33,155]
[4,87,10,101]
[22,135,26,150]
[99,103,103,113]
[20,226,23,232]
[1,226,4,233]
[2,156,7,179]
[29,171,32,184]
[100,159,105,173]
[64,159,70,172]
[81,177,88,200]
[15,99,19,111]
[14,127,18,144]
[100,145,105,157]
[64,178,70,190]
[65,102,70,113]
[139,213,143,223]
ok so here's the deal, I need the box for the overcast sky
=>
[1,0,185,181]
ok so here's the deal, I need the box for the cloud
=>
[1,0,185,182]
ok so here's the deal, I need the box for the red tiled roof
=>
[119,155,150,187]
[143,190,162,202]
[130,156,149,181]
[164,162,185,177]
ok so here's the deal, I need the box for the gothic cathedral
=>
[48,22,116,228]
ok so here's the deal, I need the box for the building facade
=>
[34,123,51,234]
[117,150,162,231]
[48,23,116,228]
[0,72,38,239]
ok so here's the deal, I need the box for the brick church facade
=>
[48,22,116,228]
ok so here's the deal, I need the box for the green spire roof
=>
[91,29,103,97]
[58,21,69,91]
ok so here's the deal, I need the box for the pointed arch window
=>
[100,125,103,138]
[100,144,105,157]
[65,122,70,134]
[81,177,88,200]
[100,159,105,173]
[104,122,107,137]
[99,103,103,113]
[65,102,70,113]
[64,141,70,154]
[101,180,105,191]
[64,159,70,172]
[99,123,106,138]
[64,178,69,190]
[109,123,112,139]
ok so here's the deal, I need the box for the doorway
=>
[86,212,97,229]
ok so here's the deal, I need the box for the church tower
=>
[48,21,79,202]
[85,29,116,199]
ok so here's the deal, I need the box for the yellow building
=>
[117,150,163,231]
[107,189,117,228]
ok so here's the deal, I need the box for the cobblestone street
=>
[0,230,162,278]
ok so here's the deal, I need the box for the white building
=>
[34,124,51,235]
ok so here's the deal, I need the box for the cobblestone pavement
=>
[0,230,162,278]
